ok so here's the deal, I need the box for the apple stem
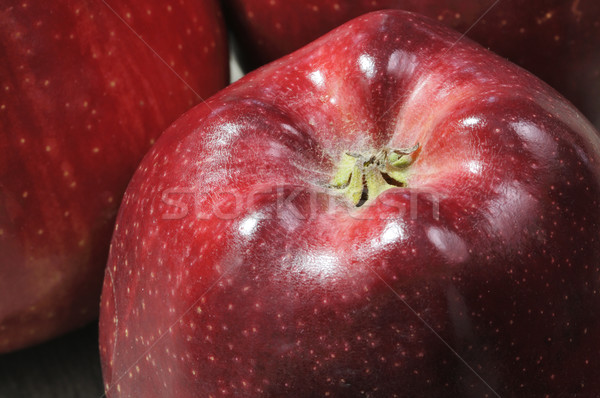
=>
[329,144,419,207]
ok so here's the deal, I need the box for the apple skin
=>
[99,11,600,397]
[222,0,600,129]
[0,0,228,352]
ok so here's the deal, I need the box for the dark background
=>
[0,323,103,398]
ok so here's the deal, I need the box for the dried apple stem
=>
[329,144,419,207]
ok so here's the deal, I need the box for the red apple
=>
[99,11,600,397]
[223,0,600,128]
[0,0,228,352]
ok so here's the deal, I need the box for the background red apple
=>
[0,0,228,352]
[100,11,600,397]
[223,0,600,128]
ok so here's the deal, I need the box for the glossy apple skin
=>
[100,11,600,397]
[223,0,600,128]
[0,0,228,352]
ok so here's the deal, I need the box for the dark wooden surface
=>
[0,322,104,398]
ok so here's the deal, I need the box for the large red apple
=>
[223,0,600,128]
[0,0,228,352]
[99,11,600,397]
